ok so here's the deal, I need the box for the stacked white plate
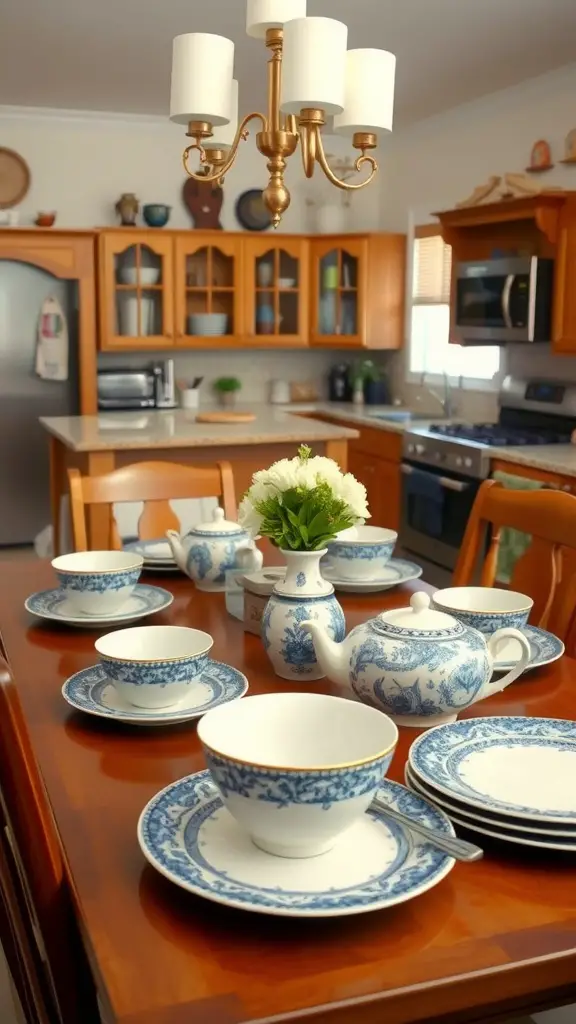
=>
[124,539,179,572]
[406,717,576,852]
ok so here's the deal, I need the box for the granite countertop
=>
[39,406,359,453]
[284,401,452,434]
[487,444,576,478]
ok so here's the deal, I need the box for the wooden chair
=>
[0,657,99,1023]
[453,479,576,646]
[67,459,237,551]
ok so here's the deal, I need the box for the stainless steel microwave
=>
[453,256,554,345]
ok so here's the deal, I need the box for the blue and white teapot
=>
[166,507,262,592]
[303,592,532,727]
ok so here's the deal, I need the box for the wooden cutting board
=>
[195,411,257,424]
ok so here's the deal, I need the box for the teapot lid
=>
[191,507,245,537]
[374,592,465,637]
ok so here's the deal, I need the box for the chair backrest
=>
[0,657,98,1023]
[68,459,237,551]
[453,479,576,644]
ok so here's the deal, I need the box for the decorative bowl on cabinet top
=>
[303,592,532,728]
[166,507,263,592]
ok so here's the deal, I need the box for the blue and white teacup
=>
[52,551,143,615]
[432,586,533,636]
[197,691,398,858]
[95,625,213,709]
[325,525,398,580]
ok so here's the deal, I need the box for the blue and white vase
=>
[261,549,345,681]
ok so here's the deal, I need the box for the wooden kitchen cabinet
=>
[436,192,576,353]
[243,235,309,346]
[174,234,243,348]
[99,231,174,351]
[309,233,406,349]
[97,229,406,352]
[348,449,401,530]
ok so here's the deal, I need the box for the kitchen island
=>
[40,406,358,553]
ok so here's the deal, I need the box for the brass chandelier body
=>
[181,28,378,228]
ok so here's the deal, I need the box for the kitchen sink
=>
[369,412,446,422]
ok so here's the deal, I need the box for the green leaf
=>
[300,524,309,544]
[308,510,331,539]
[286,508,300,528]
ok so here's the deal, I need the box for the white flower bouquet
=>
[238,445,370,551]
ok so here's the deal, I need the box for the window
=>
[409,228,500,383]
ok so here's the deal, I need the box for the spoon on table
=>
[201,781,482,863]
[370,795,483,863]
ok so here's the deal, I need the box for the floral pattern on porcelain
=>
[437,608,530,634]
[264,592,345,678]
[328,541,395,562]
[203,750,394,810]
[410,717,576,821]
[138,772,454,914]
[101,652,209,687]
[347,621,491,718]
[56,567,141,592]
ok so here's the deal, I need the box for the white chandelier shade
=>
[334,49,396,136]
[170,33,234,126]
[246,0,307,39]
[205,80,239,150]
[280,18,348,116]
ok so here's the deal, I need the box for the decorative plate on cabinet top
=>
[235,189,272,231]
[0,148,31,209]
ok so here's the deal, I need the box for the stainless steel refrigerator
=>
[0,260,79,546]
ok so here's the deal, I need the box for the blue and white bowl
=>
[432,586,533,636]
[325,525,397,580]
[52,550,143,616]
[95,625,214,709]
[197,692,398,859]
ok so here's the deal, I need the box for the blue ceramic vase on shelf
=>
[261,549,345,680]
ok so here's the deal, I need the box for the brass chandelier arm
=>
[182,111,268,181]
[313,126,379,191]
[299,125,317,178]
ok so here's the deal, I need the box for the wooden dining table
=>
[1,559,576,1024]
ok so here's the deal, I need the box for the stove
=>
[403,376,576,480]
[398,376,576,585]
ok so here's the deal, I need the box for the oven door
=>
[453,257,533,344]
[398,461,480,573]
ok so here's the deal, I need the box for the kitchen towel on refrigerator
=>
[35,296,69,381]
[405,467,445,538]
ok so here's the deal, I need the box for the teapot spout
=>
[301,620,349,690]
[165,530,187,574]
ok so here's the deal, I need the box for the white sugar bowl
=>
[166,507,263,592]
[304,592,532,728]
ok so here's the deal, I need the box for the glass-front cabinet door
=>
[310,238,367,347]
[175,235,242,347]
[99,233,174,350]
[243,237,308,345]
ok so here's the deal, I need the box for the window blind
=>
[412,234,451,305]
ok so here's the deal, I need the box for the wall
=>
[0,105,391,401]
[379,61,576,415]
[0,105,383,233]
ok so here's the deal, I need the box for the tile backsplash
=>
[98,349,393,405]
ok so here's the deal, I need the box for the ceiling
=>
[1,0,575,126]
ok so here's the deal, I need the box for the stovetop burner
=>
[429,423,572,447]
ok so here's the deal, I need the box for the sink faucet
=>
[420,372,457,419]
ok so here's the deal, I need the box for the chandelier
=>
[170,0,396,227]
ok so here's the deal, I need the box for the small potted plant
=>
[214,376,241,409]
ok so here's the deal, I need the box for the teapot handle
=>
[485,627,532,694]
[236,541,264,572]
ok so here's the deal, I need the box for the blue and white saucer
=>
[491,624,564,673]
[137,772,455,917]
[62,661,248,725]
[124,539,179,571]
[322,558,423,594]
[25,584,173,627]
[409,716,576,826]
